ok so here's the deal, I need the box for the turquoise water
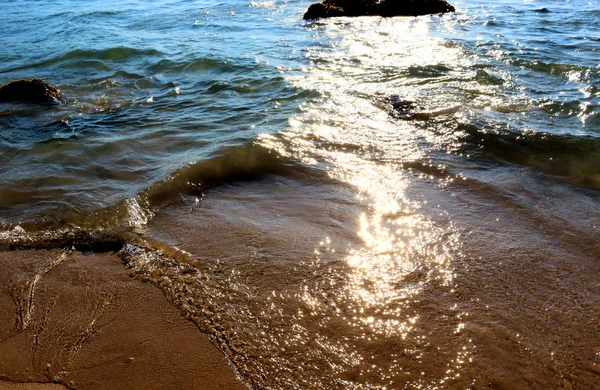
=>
[0,0,313,223]
[0,0,598,226]
[1,1,600,389]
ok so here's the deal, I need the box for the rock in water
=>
[304,0,455,20]
[304,2,346,19]
[0,79,62,104]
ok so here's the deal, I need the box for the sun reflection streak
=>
[288,143,468,384]
[339,161,458,326]
[258,14,475,388]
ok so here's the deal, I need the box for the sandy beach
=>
[1,0,600,388]
[0,249,245,390]
[0,381,65,390]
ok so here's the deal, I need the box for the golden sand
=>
[0,250,245,390]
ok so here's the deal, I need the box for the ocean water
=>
[1,0,600,388]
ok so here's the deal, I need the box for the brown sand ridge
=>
[0,249,246,390]
[0,381,65,390]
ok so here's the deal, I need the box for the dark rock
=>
[304,2,346,19]
[0,79,63,104]
[303,0,455,20]
[384,94,460,121]
[387,95,418,119]
[389,95,416,111]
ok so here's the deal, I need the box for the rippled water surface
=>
[1,0,600,388]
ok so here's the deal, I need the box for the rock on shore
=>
[0,79,62,104]
[304,0,455,19]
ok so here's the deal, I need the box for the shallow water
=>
[1,0,600,388]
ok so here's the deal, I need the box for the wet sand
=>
[0,381,65,390]
[0,249,245,390]
[132,174,600,389]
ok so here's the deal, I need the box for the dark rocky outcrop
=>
[304,0,455,20]
[0,79,62,104]
[388,95,417,119]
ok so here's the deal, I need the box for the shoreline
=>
[0,249,246,390]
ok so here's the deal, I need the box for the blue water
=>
[1,1,600,388]
[0,0,599,225]
[0,0,313,223]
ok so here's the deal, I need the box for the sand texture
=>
[0,249,245,390]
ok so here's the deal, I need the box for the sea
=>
[1,0,599,388]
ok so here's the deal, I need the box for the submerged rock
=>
[304,0,455,20]
[388,95,417,118]
[385,94,422,120]
[0,79,62,104]
[381,95,458,121]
